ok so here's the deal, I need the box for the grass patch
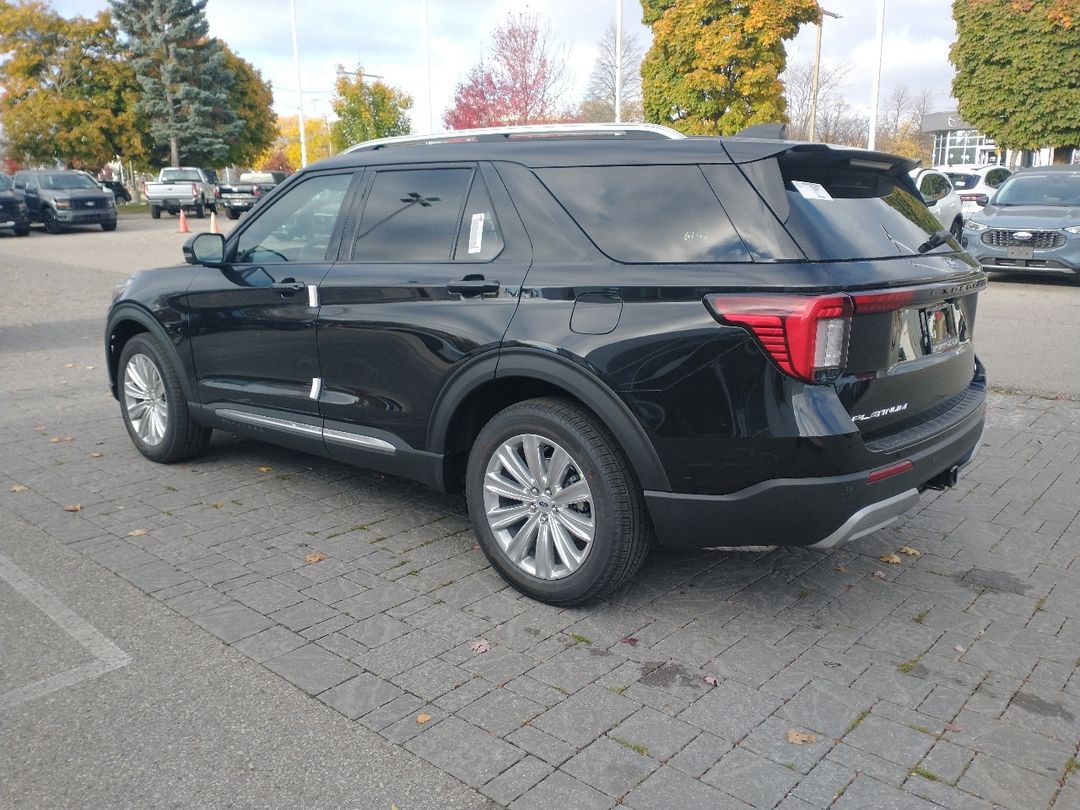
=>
[783,762,796,771]
[910,766,940,782]
[609,735,650,758]
[1066,756,1078,775]
[1035,596,1047,612]
[798,589,811,599]
[845,708,871,735]
[609,685,627,696]
[898,657,922,675]
[913,609,930,624]
[910,725,933,736]
[164,484,177,492]
[351,524,369,532]
[569,633,592,645]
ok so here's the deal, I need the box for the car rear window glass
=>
[993,174,1080,206]
[352,168,473,262]
[454,173,504,261]
[918,172,950,200]
[160,169,203,182]
[769,154,948,260]
[535,165,751,263]
[946,173,979,190]
[0,175,11,191]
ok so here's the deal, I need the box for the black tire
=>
[117,333,211,464]
[950,217,963,242]
[101,221,117,232]
[14,226,29,237]
[43,207,63,234]
[226,208,240,220]
[150,206,161,220]
[466,397,652,606]
[194,201,205,218]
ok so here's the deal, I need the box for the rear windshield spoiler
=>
[719,139,918,174]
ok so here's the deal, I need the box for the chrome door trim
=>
[215,408,397,455]
[323,428,396,454]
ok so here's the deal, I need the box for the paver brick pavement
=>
[3,249,1080,807]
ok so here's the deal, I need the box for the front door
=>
[316,162,531,452]
[186,171,357,416]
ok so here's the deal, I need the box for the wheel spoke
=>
[555,508,594,542]
[484,471,530,503]
[503,513,540,563]
[123,379,145,401]
[126,360,149,394]
[150,407,166,443]
[497,445,535,490]
[522,434,546,487]
[533,521,554,579]
[126,399,150,421]
[486,503,531,531]
[546,446,572,489]
[550,519,586,573]
[554,479,590,507]
[135,409,152,442]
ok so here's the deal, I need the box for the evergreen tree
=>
[109,0,242,167]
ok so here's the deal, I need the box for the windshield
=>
[0,175,11,191]
[946,173,979,190]
[993,174,1080,207]
[40,173,101,190]
[161,169,203,182]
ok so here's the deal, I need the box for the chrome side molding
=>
[215,408,395,455]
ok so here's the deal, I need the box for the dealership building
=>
[921,111,1072,168]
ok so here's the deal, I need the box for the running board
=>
[215,408,396,454]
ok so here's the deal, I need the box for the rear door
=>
[315,162,530,454]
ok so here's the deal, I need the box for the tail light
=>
[191,183,199,198]
[142,182,148,198]
[705,294,852,383]
[253,185,262,198]
[215,186,222,198]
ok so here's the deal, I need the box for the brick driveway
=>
[2,247,1079,809]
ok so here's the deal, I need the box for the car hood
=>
[41,188,111,200]
[973,204,1080,228]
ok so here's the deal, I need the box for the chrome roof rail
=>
[343,123,685,153]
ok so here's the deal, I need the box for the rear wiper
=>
[918,230,952,254]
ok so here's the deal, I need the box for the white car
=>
[938,165,1012,217]
[910,167,964,240]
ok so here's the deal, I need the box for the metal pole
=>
[868,0,885,150]
[290,0,308,167]
[614,0,623,123]
[808,9,839,142]
[423,0,433,132]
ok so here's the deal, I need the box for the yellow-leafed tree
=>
[641,0,820,135]
[255,114,333,172]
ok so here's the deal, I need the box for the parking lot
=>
[2,219,1079,809]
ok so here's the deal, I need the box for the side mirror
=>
[183,232,226,266]
[922,195,937,207]
[975,194,989,207]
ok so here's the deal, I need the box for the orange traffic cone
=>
[210,210,220,235]
[177,208,189,234]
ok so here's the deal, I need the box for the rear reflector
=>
[850,289,918,314]
[867,460,914,484]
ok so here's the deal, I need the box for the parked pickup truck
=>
[143,167,219,219]
[217,171,289,219]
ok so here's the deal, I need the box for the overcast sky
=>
[52,0,959,132]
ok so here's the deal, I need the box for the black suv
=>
[0,174,30,236]
[12,170,117,233]
[106,125,986,605]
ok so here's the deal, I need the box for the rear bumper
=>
[644,390,985,549]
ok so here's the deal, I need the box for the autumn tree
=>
[0,0,148,168]
[444,12,568,129]
[951,0,1079,158]
[256,115,332,171]
[874,86,933,162]
[782,59,851,140]
[329,65,412,151]
[577,21,644,122]
[110,0,242,167]
[641,0,821,135]
[221,45,277,167]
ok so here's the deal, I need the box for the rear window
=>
[536,165,751,263]
[764,153,947,260]
[160,169,203,182]
[946,173,979,190]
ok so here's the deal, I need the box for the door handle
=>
[271,280,305,295]
[448,277,500,296]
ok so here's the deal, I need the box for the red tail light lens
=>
[253,185,262,198]
[705,294,853,383]
[191,183,199,198]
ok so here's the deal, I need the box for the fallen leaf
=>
[471,639,491,654]
[10,483,28,493]
[899,546,922,557]
[84,365,95,370]
[90,452,103,458]
[880,553,902,565]
[257,465,272,473]
[127,528,149,537]
[61,436,75,443]
[34,425,46,432]
[210,502,224,509]
[304,551,327,564]
[872,570,887,579]
[944,722,962,733]
[953,644,967,654]
[787,729,817,745]
[50,437,60,443]
[620,636,639,647]
[703,674,719,686]
[63,503,82,512]
[65,363,76,368]
[835,565,849,574]
[415,713,431,724]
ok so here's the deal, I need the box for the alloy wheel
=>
[123,353,169,447]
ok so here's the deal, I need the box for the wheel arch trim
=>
[106,304,196,403]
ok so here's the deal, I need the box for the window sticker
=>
[792,180,833,200]
[468,212,485,253]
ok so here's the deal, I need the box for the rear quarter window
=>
[535,165,751,263]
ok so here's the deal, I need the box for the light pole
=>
[868,0,886,150]
[807,8,840,142]
[289,0,307,167]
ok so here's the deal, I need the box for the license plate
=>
[1006,245,1034,260]
[922,304,961,354]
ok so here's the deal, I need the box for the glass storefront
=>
[931,129,1001,167]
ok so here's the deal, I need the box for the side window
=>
[987,169,1009,189]
[351,168,472,262]
[454,173,504,261]
[13,174,25,190]
[234,173,352,264]
[919,172,949,201]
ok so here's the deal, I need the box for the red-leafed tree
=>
[443,12,567,129]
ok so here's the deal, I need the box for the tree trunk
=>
[170,137,180,167]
